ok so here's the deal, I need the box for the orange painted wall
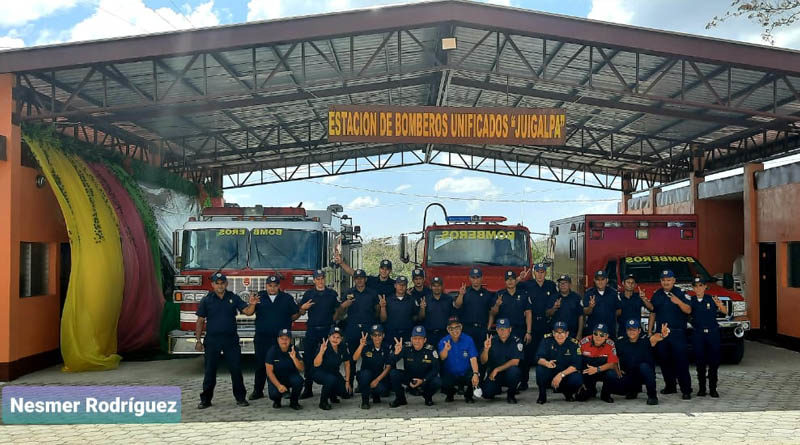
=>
[696,199,744,277]
[1,74,68,373]
[757,182,800,338]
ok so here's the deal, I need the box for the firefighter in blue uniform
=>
[490,270,532,389]
[299,269,341,399]
[389,325,442,407]
[518,263,557,390]
[409,267,433,304]
[614,318,667,405]
[420,276,454,348]
[648,269,693,399]
[339,268,379,389]
[534,321,584,404]
[380,276,420,344]
[312,326,351,410]
[438,316,480,403]
[548,275,585,339]
[335,253,396,297]
[453,268,495,356]
[264,328,304,410]
[583,270,620,338]
[249,274,301,401]
[690,276,727,398]
[615,273,654,339]
[480,318,524,403]
[352,324,392,409]
[195,272,258,409]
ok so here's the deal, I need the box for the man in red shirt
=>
[579,323,623,403]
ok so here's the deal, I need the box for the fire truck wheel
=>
[725,339,745,364]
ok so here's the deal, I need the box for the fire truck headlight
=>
[174,276,188,286]
[732,301,747,317]
[187,275,202,285]
[294,275,312,285]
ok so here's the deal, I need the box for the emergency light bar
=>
[445,215,507,223]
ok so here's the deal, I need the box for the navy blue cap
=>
[278,328,292,338]
[412,325,426,337]
[379,259,393,269]
[370,324,384,334]
[557,274,571,283]
[210,272,227,283]
[412,268,425,278]
[447,315,461,326]
[595,270,607,279]
[692,275,707,285]
[431,276,443,285]
[313,269,326,278]
[395,276,408,285]
[353,269,367,278]
[496,318,511,329]
[505,270,517,280]
[534,263,547,271]
[267,275,280,284]
[329,326,343,336]
[626,318,641,329]
[469,267,483,278]
[624,273,637,281]
[553,321,568,331]
[593,323,609,334]
[661,269,675,278]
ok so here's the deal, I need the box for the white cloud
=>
[434,176,502,197]
[0,34,25,49]
[394,184,411,192]
[588,0,634,25]
[64,0,220,44]
[347,195,380,209]
[0,0,79,27]
[321,176,339,184]
[485,0,512,6]
[247,0,283,21]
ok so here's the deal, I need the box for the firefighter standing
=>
[690,276,727,398]
[453,268,495,355]
[336,254,395,297]
[409,267,433,304]
[339,268,380,389]
[250,274,301,401]
[299,269,341,399]
[195,272,258,409]
[648,269,693,399]
[583,270,620,338]
[548,275,585,339]
[616,273,654,339]
[380,276,420,343]
[420,276,454,348]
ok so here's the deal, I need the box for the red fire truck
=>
[548,213,749,363]
[399,204,534,293]
[168,204,362,354]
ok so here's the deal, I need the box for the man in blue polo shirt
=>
[438,316,480,403]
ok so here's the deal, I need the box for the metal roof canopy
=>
[3,0,800,192]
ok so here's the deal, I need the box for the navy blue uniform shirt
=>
[459,287,495,325]
[315,343,350,374]
[651,287,690,331]
[342,286,379,327]
[583,286,619,333]
[616,335,656,372]
[265,345,300,378]
[550,291,583,335]
[409,286,433,305]
[366,276,395,297]
[423,293,454,332]
[535,335,582,372]
[617,292,646,337]
[384,295,418,333]
[690,295,720,331]
[393,343,439,380]
[254,290,298,335]
[486,334,524,370]
[300,287,340,329]
[523,279,558,321]
[196,291,248,336]
[493,287,531,331]
[358,342,392,375]
[438,333,478,376]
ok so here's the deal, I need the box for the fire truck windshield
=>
[621,255,714,283]
[426,229,529,267]
[182,229,248,270]
[250,229,321,269]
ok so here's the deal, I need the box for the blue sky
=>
[3,0,799,238]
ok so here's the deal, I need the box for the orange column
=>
[647,186,661,215]
[743,163,763,329]
[688,172,704,214]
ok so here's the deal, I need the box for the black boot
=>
[301,382,314,399]
[389,397,407,408]
[289,398,302,410]
[697,366,707,397]
[360,397,371,409]
[536,392,546,404]
[709,369,719,398]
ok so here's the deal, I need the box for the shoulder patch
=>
[432,350,439,359]
[424,344,434,350]
[517,342,524,352]
[579,336,591,345]
[544,333,553,338]
[606,338,616,346]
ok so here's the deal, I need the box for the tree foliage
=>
[707,1,800,44]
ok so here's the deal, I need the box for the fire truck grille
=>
[227,277,268,294]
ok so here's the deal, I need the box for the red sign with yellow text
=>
[328,105,566,145]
